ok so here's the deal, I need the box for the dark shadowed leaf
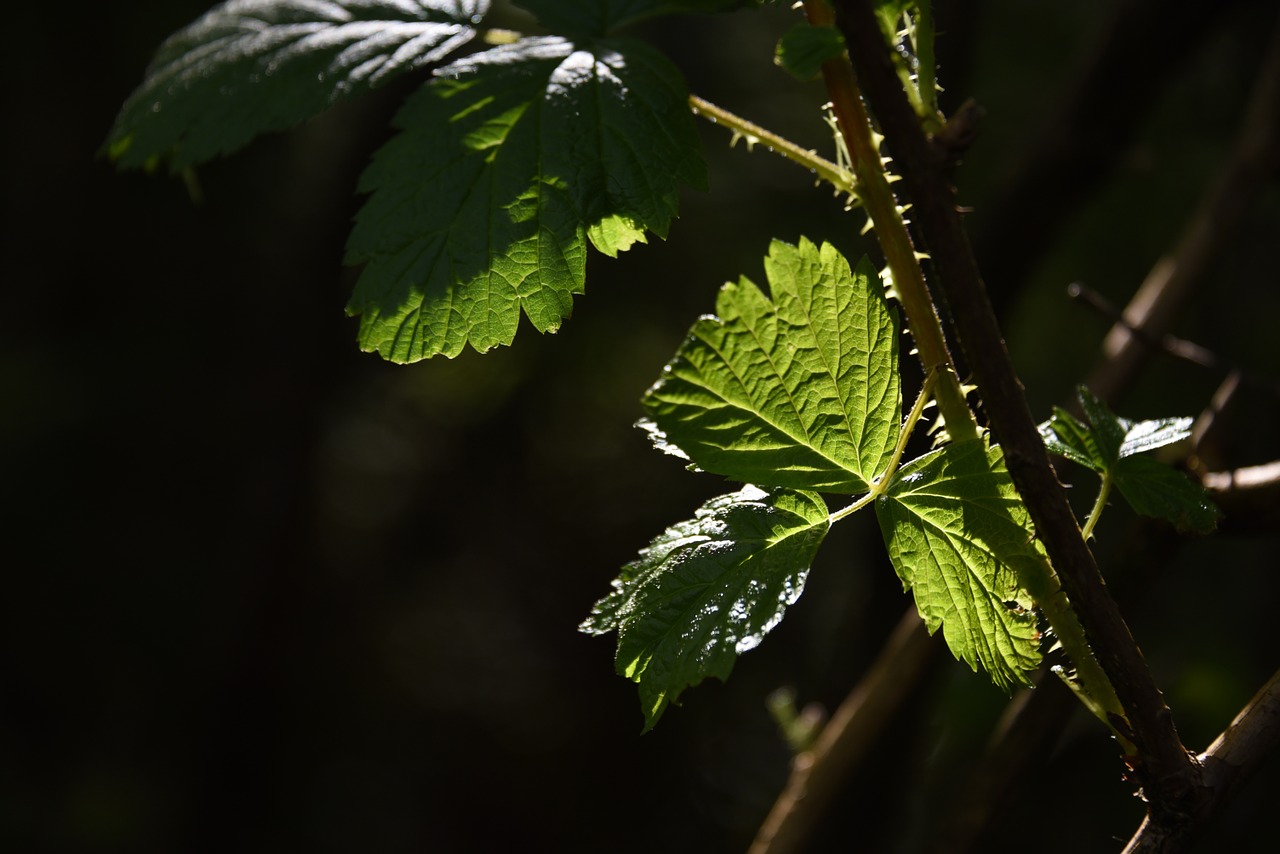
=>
[1115,456,1220,534]
[106,0,488,170]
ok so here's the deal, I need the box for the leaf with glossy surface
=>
[346,36,705,360]
[106,0,487,171]
[581,486,829,730]
[642,239,900,493]
[1038,406,1099,471]
[876,440,1042,691]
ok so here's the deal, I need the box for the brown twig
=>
[749,608,935,854]
[945,11,1280,826]
[971,0,1254,315]
[1201,460,1280,495]
[832,0,1202,820]
[1085,5,1280,405]
[1069,284,1280,398]
[1124,669,1280,853]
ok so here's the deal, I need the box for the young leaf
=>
[345,37,705,360]
[1039,406,1103,471]
[1038,387,1211,531]
[1114,456,1220,534]
[105,0,488,171]
[1077,387,1127,466]
[518,0,745,36]
[875,440,1042,691]
[775,23,846,81]
[1117,415,1195,459]
[641,239,901,493]
[581,486,829,730]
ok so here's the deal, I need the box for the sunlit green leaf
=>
[105,0,488,171]
[581,486,829,730]
[642,239,900,493]
[345,36,705,360]
[774,23,845,81]
[876,440,1042,691]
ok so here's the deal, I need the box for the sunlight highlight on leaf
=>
[876,440,1042,691]
[581,486,828,730]
[345,36,705,360]
[642,239,901,493]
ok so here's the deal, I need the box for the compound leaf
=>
[876,440,1042,692]
[106,0,488,171]
[346,36,705,360]
[641,239,901,493]
[1038,387,1210,531]
[1114,456,1220,534]
[581,486,828,730]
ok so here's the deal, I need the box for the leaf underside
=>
[642,238,901,493]
[345,36,706,361]
[581,486,829,730]
[876,440,1042,691]
[105,0,489,171]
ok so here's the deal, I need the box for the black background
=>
[5,1,1279,851]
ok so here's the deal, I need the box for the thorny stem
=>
[802,0,978,445]
[912,2,939,123]
[687,94,856,197]
[830,0,1199,815]
[803,0,1133,747]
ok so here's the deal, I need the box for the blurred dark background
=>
[4,1,1279,851]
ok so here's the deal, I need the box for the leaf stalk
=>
[828,367,937,525]
[687,94,856,197]
[1081,472,1114,541]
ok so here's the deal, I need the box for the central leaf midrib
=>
[784,260,871,479]
[689,315,866,487]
